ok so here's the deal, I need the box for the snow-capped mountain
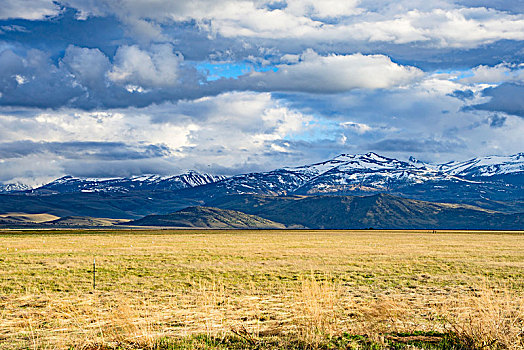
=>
[207,152,420,195]
[195,152,462,196]
[32,171,228,194]
[178,152,524,207]
[289,153,445,194]
[437,153,524,178]
[0,183,32,193]
[12,152,524,205]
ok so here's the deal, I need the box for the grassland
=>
[0,229,523,349]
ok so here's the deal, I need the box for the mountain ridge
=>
[0,193,522,230]
[27,171,228,194]
[3,152,523,196]
[172,152,524,209]
[207,193,524,230]
[128,206,287,229]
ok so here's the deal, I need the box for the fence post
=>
[93,258,96,290]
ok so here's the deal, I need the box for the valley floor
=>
[0,230,523,349]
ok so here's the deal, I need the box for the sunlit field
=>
[1,230,523,349]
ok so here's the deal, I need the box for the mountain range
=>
[0,152,523,229]
[4,152,523,199]
[165,153,523,208]
[28,171,227,194]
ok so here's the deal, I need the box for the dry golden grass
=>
[0,213,60,223]
[0,229,523,349]
[441,284,524,349]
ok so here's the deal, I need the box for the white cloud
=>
[114,2,524,48]
[28,0,510,49]
[61,46,111,89]
[420,8,524,47]
[341,122,373,134]
[243,50,423,92]
[458,63,524,84]
[32,111,194,152]
[0,91,313,183]
[285,0,361,18]
[4,1,524,49]
[0,0,60,20]
[108,44,183,89]
[322,8,524,48]
[0,155,64,186]
[2,0,524,185]
[157,92,312,168]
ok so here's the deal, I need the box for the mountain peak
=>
[364,151,383,158]
[334,151,383,159]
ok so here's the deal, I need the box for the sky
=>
[0,0,524,186]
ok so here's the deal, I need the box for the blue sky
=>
[0,0,523,185]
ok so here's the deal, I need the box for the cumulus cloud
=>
[346,8,524,48]
[151,92,312,172]
[0,92,313,183]
[0,48,84,108]
[61,45,111,89]
[0,46,422,109]
[108,44,183,89]
[458,63,524,84]
[278,73,524,162]
[10,0,521,49]
[234,50,423,93]
[140,2,522,49]
[0,44,192,109]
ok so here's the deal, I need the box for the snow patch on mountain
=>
[0,182,32,193]
[32,171,228,194]
[438,153,524,177]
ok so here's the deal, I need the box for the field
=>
[1,230,523,349]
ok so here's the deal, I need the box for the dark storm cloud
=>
[448,89,475,101]
[0,140,172,160]
[367,138,464,153]
[472,83,524,117]
[0,45,210,110]
[488,114,507,128]
[0,49,85,108]
[60,158,180,178]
